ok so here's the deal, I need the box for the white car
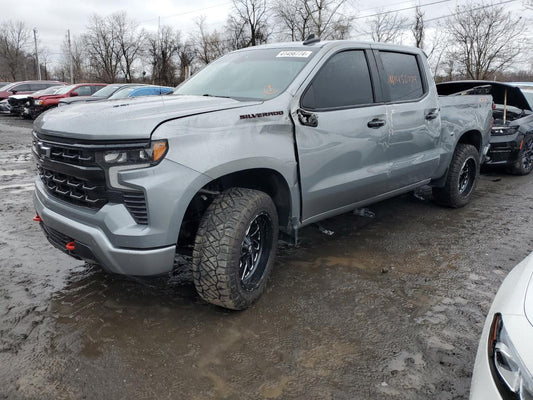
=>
[470,252,533,399]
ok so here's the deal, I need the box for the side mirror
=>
[10,90,17,94]
[70,91,78,97]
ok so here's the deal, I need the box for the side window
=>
[380,51,424,102]
[90,85,104,94]
[301,50,374,110]
[30,83,47,91]
[13,84,31,92]
[75,86,92,96]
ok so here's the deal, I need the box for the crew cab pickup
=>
[33,40,493,310]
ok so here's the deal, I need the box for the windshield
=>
[54,84,77,95]
[32,86,64,97]
[108,86,144,99]
[91,84,121,97]
[175,48,316,101]
[522,90,533,109]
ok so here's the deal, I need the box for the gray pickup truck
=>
[33,40,492,310]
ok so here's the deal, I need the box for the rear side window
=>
[380,52,424,102]
[301,50,374,110]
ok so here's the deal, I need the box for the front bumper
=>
[33,157,211,276]
[484,132,522,166]
[35,202,176,276]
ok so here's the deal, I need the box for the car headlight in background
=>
[98,139,168,191]
[34,100,43,106]
[492,125,519,136]
[489,313,533,399]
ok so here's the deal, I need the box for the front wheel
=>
[433,143,479,208]
[192,188,278,310]
[508,135,533,175]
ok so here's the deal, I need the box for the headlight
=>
[100,140,168,166]
[98,139,168,190]
[492,125,519,136]
[34,100,43,106]
[489,314,533,399]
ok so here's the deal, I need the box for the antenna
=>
[303,34,320,45]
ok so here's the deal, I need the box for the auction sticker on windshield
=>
[276,51,313,58]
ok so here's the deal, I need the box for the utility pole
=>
[67,30,74,84]
[33,28,41,80]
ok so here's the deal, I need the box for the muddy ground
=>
[0,113,531,400]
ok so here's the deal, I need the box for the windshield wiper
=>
[202,93,232,99]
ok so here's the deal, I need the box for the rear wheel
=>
[433,143,479,208]
[192,187,278,310]
[508,135,533,175]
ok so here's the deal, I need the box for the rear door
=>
[375,50,441,190]
[293,48,390,222]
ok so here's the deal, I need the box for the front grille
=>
[49,147,95,166]
[33,132,150,224]
[37,165,107,208]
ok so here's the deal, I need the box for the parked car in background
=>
[437,81,533,175]
[107,85,174,99]
[0,80,65,101]
[22,83,107,119]
[470,251,533,399]
[8,85,65,117]
[58,83,148,106]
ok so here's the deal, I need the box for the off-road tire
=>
[432,143,479,208]
[192,187,278,310]
[508,135,533,175]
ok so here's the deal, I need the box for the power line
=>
[354,0,452,20]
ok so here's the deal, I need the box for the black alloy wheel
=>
[239,212,273,291]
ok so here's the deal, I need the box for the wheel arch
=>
[177,167,295,251]
[457,129,483,154]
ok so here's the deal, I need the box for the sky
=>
[2,0,532,70]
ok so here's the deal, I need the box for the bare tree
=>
[83,14,122,82]
[368,10,408,43]
[193,17,227,65]
[177,40,195,82]
[0,21,30,81]
[446,2,525,79]
[273,0,312,41]
[228,0,270,48]
[304,0,353,40]
[412,6,424,48]
[112,12,146,82]
[147,25,180,85]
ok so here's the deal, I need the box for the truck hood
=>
[437,81,532,111]
[35,95,261,140]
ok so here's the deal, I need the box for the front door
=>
[293,49,391,222]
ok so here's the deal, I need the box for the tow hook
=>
[65,241,75,251]
[33,214,42,222]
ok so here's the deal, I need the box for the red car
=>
[25,83,107,119]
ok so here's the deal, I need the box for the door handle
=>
[367,118,386,128]
[425,109,439,120]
